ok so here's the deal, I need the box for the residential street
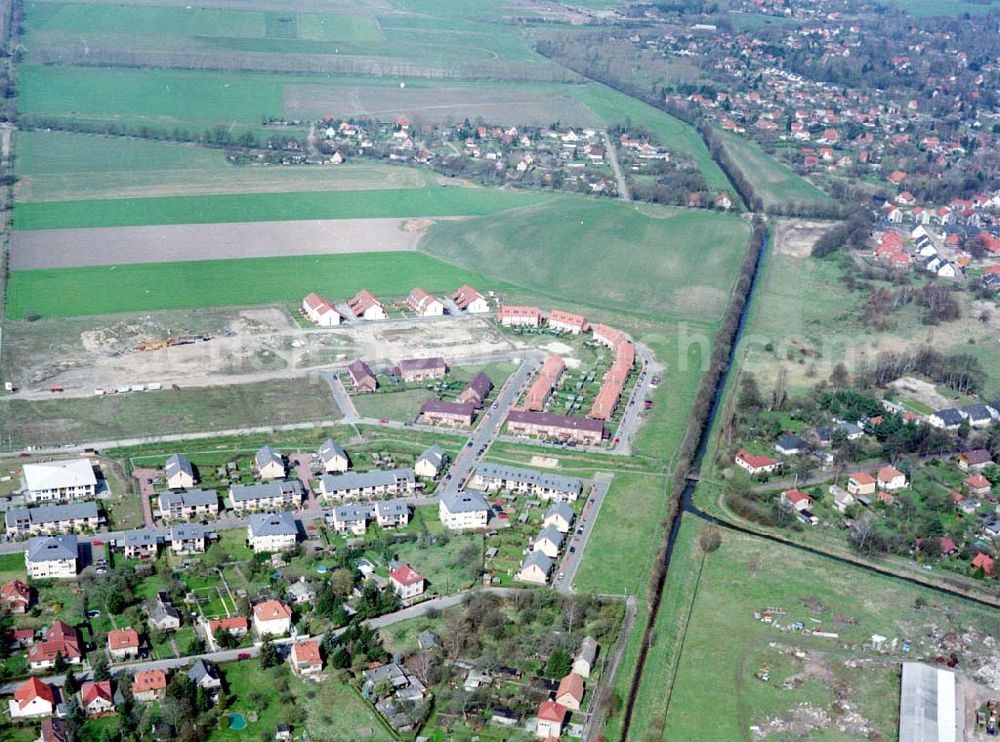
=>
[602,129,631,202]
[556,473,613,594]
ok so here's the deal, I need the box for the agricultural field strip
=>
[9,217,431,269]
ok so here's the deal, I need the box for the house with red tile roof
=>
[525,355,565,412]
[390,564,425,601]
[132,670,167,702]
[28,621,81,671]
[407,287,445,317]
[1,578,31,614]
[452,285,490,313]
[107,627,140,662]
[547,309,588,335]
[347,289,386,320]
[301,293,341,326]
[555,673,585,711]
[877,465,907,491]
[253,600,292,637]
[8,676,55,718]
[290,639,323,676]
[81,680,115,717]
[497,305,541,327]
[536,700,568,738]
[971,552,996,577]
[207,616,249,638]
[734,450,779,475]
[780,489,814,512]
[964,474,993,497]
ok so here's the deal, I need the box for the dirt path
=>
[602,130,630,202]
[583,595,637,742]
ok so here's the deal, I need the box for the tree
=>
[91,652,111,681]
[63,667,78,694]
[64,696,85,738]
[329,568,354,598]
[699,525,723,553]
[545,650,571,678]
[259,637,280,669]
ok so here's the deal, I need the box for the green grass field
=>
[14,130,434,202]
[718,131,833,210]
[421,199,749,322]
[0,377,340,447]
[6,251,509,319]
[879,0,1000,15]
[658,521,1000,739]
[12,184,552,230]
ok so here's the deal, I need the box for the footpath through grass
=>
[12,184,552,230]
[6,251,513,319]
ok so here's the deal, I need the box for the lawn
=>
[6,251,514,319]
[0,377,340,447]
[14,130,434,202]
[353,388,435,423]
[573,472,670,595]
[383,530,484,594]
[658,521,1000,740]
[420,199,750,323]
[12,184,552,230]
[717,131,833,210]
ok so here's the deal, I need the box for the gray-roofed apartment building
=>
[438,490,489,531]
[157,489,219,521]
[229,481,303,514]
[317,469,415,502]
[246,512,298,553]
[472,463,583,502]
[5,502,102,538]
[26,535,79,579]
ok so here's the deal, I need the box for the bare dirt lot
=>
[10,217,427,269]
[3,308,522,397]
[772,218,843,258]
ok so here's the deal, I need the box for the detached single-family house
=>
[406,288,445,317]
[8,677,55,719]
[132,670,167,702]
[573,637,598,678]
[80,681,115,717]
[438,490,489,530]
[253,600,292,637]
[847,472,877,496]
[290,639,323,676]
[207,617,248,641]
[107,627,140,662]
[965,474,993,497]
[389,564,425,600]
[23,459,98,503]
[254,446,285,481]
[929,408,964,430]
[780,489,814,512]
[347,289,386,320]
[318,439,349,474]
[877,466,908,491]
[556,673,585,711]
[734,450,779,475]
[188,659,222,698]
[302,292,341,326]
[958,449,993,472]
[330,504,371,536]
[775,434,805,456]
[230,481,303,513]
[1,578,32,614]
[517,551,553,585]
[246,512,298,553]
[347,359,378,393]
[286,578,316,606]
[972,552,996,576]
[148,600,181,632]
[453,285,490,314]
[415,445,447,479]
[121,529,161,561]
[25,535,78,579]
[531,525,564,558]
[543,502,574,534]
[830,486,855,513]
[164,454,196,490]
[962,403,997,429]
[28,621,81,671]
[374,500,410,529]
[536,700,568,738]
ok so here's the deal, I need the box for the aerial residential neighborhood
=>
[2,0,1000,740]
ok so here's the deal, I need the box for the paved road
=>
[132,467,157,528]
[606,344,655,455]
[602,130,631,202]
[323,373,358,419]
[439,354,544,495]
[556,474,613,594]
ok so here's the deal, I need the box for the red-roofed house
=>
[547,309,588,335]
[1,578,31,614]
[407,288,445,317]
[347,289,386,320]
[131,670,167,702]
[107,627,140,662]
[207,616,249,638]
[81,680,115,717]
[888,171,907,185]
[780,489,814,512]
[301,293,342,326]
[734,450,779,475]
[290,639,323,676]
[964,474,993,497]
[497,305,541,327]
[452,285,490,313]
[536,700,568,738]
[29,621,81,671]
[8,676,55,718]
[847,472,876,496]
[252,600,292,637]
[939,537,958,556]
[877,466,907,491]
[556,673,585,711]
[389,564,425,600]
[971,552,996,577]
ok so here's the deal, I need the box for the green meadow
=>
[5,251,509,319]
[718,130,833,209]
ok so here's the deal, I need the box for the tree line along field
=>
[420,198,751,323]
[12,184,553,230]
[13,131,435,202]
[5,251,509,319]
